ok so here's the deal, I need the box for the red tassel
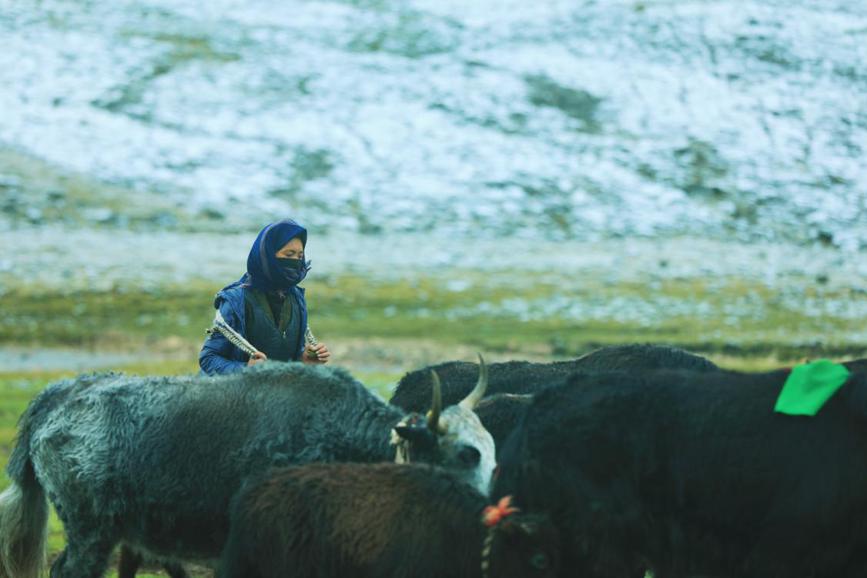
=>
[482,496,520,527]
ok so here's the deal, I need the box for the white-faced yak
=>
[218,462,560,578]
[0,361,495,578]
[492,363,867,578]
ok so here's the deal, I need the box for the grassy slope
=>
[3,272,866,358]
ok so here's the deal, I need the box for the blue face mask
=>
[274,257,310,288]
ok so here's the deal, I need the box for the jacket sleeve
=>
[198,299,247,375]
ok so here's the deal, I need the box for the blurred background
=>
[3,0,867,377]
[2,0,867,573]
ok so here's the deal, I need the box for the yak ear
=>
[393,423,437,448]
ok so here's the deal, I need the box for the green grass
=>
[3,272,866,361]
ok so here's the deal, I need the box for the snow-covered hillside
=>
[1,0,865,247]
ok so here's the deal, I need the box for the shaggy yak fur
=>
[472,394,534,448]
[218,462,560,578]
[0,362,495,578]
[389,344,718,413]
[493,366,867,578]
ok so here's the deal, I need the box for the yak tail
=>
[0,427,49,578]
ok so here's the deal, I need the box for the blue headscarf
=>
[241,219,310,292]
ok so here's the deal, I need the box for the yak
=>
[0,361,495,578]
[218,462,560,578]
[492,364,867,578]
[392,344,719,454]
[389,343,718,413]
[472,394,534,448]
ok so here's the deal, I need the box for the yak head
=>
[391,354,496,495]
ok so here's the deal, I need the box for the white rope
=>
[207,310,320,360]
[206,310,260,356]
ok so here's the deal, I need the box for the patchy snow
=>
[1,0,866,246]
[2,226,865,292]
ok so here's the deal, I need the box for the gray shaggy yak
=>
[0,362,495,578]
[218,462,560,578]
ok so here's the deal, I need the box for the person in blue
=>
[199,219,331,374]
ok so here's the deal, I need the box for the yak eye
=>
[530,553,549,570]
[456,445,481,466]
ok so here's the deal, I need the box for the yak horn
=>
[459,353,488,410]
[427,370,443,432]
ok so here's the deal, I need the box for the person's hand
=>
[247,351,267,366]
[302,342,331,365]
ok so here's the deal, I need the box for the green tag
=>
[774,360,850,416]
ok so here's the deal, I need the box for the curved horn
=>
[427,370,443,432]
[459,353,488,410]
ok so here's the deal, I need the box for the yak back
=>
[572,343,718,372]
[389,344,716,413]
[843,357,867,373]
[24,363,404,562]
[494,368,867,577]
[222,462,489,578]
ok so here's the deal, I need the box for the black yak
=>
[392,344,718,456]
[473,393,533,448]
[493,365,867,578]
[389,344,718,413]
[0,361,495,578]
[218,462,560,578]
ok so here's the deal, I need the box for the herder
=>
[199,218,331,374]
